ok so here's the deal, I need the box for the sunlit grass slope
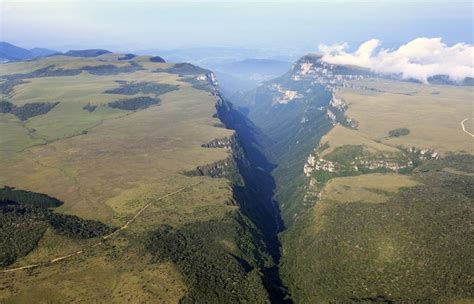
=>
[0,55,270,302]
[280,78,474,303]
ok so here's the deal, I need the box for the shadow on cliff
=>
[217,96,292,303]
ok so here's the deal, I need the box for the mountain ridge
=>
[229,52,474,303]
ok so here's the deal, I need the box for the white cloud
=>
[319,38,474,83]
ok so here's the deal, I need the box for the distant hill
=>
[29,47,59,57]
[0,41,59,61]
[64,49,112,57]
[0,42,32,61]
[219,58,292,77]
[210,58,293,95]
[427,74,474,86]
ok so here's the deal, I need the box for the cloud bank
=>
[319,38,474,83]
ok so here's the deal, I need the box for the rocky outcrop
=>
[185,155,239,180]
[303,145,420,178]
[269,83,303,105]
[290,54,370,93]
[406,146,440,161]
[201,135,235,149]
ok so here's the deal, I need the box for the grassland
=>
[339,78,474,154]
[0,55,271,302]
[321,173,418,204]
[278,77,474,303]
[282,156,474,303]
[319,124,401,157]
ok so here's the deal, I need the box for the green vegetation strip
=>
[104,80,178,96]
[0,100,59,121]
[107,96,161,111]
[0,182,202,273]
[282,155,474,303]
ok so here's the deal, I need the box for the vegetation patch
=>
[83,62,144,75]
[3,65,83,80]
[0,79,28,94]
[64,49,111,57]
[0,205,48,267]
[82,103,97,112]
[417,154,474,174]
[0,100,15,113]
[155,63,209,75]
[118,53,136,60]
[11,102,60,121]
[0,186,114,267]
[149,56,166,63]
[282,156,474,303]
[388,127,410,137]
[324,144,365,164]
[0,186,63,208]
[48,213,114,239]
[107,96,161,111]
[2,62,144,82]
[308,144,413,186]
[146,214,270,303]
[0,100,59,121]
[104,80,178,96]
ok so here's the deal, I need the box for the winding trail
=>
[461,118,474,137]
[0,182,201,274]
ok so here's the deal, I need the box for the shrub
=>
[82,103,97,112]
[104,81,177,96]
[108,96,161,111]
[150,56,166,63]
[388,128,410,137]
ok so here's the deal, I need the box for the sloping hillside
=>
[0,54,282,302]
[236,54,474,303]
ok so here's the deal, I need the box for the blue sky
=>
[1,0,472,52]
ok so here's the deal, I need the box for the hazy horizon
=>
[1,0,472,54]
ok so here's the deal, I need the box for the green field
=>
[340,78,474,154]
[0,54,272,302]
[278,77,474,303]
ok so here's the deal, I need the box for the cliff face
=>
[217,100,292,303]
[234,55,474,303]
[184,73,291,302]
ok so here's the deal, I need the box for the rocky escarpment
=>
[182,69,291,302]
[303,145,415,177]
[227,53,473,303]
[201,134,236,149]
[326,93,358,128]
[289,54,370,93]
[216,99,292,303]
[185,155,242,184]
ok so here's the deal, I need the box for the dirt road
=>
[1,182,201,274]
